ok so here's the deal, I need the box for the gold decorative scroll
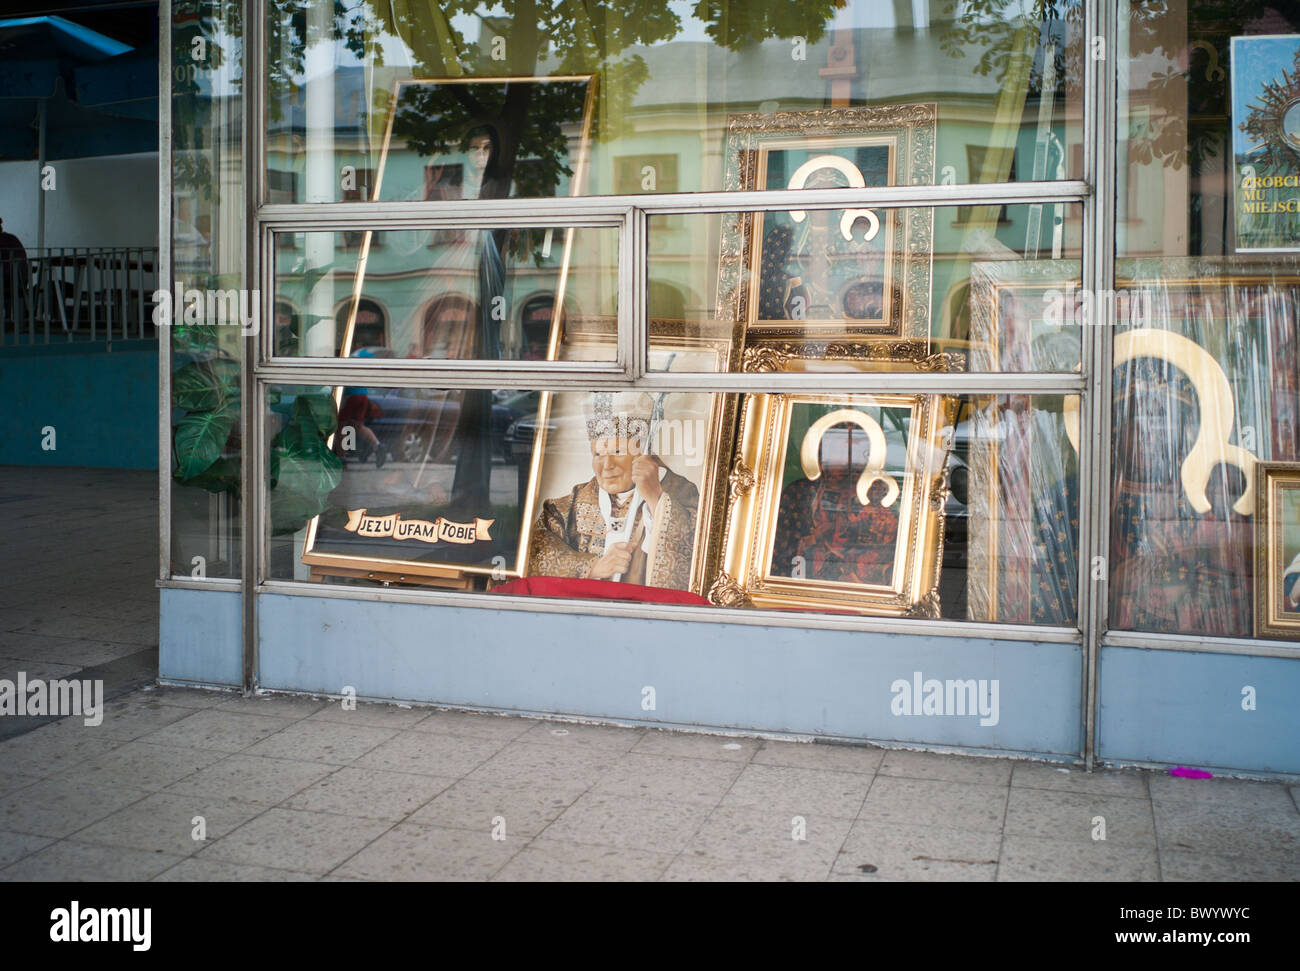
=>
[344,509,494,545]
[799,408,900,506]
[1064,327,1258,515]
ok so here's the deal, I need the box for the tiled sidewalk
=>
[1,466,1298,882]
[0,467,159,742]
[1,687,1298,881]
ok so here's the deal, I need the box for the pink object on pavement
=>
[1169,766,1214,779]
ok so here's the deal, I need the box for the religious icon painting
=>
[714,390,957,616]
[297,381,543,590]
[718,104,936,344]
[1254,462,1300,639]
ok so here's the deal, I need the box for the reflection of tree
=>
[390,0,841,200]
[938,0,1084,100]
[1128,1,1278,172]
[939,0,1280,174]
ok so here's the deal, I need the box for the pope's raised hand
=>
[630,456,663,509]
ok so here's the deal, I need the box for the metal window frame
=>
[152,2,1300,744]
[157,0,173,584]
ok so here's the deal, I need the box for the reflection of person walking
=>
[0,217,30,322]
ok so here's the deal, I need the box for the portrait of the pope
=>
[529,392,699,590]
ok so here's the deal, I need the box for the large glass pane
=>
[271,225,618,361]
[1115,1,1300,639]
[264,0,1083,202]
[169,0,244,578]
[266,382,1078,626]
[648,203,1083,372]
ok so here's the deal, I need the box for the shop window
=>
[1113,0,1300,641]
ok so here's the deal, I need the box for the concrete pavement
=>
[1,466,1298,881]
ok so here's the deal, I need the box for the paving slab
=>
[198,808,394,875]
[1004,787,1156,846]
[541,792,713,854]
[859,776,1008,834]
[831,819,1001,882]
[494,838,674,882]
[720,763,874,819]
[331,821,520,881]
[284,767,456,822]
[410,779,579,838]
[0,839,182,882]
[998,835,1161,881]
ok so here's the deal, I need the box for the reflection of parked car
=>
[368,388,536,464]
[504,410,587,465]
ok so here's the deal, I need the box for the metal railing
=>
[0,246,161,347]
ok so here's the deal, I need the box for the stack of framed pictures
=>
[286,94,964,618]
[966,254,1300,635]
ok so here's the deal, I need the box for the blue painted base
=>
[256,592,1084,757]
[1097,645,1300,776]
[159,586,241,686]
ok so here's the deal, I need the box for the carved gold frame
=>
[1254,462,1300,639]
[711,340,959,616]
[718,104,937,343]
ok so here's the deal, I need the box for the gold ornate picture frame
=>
[1254,462,1300,639]
[718,104,937,344]
[711,341,959,616]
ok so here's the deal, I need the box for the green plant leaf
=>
[180,455,241,495]
[292,392,338,438]
[172,359,240,412]
[173,409,236,480]
[269,443,343,535]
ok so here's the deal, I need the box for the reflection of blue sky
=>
[1232,35,1300,159]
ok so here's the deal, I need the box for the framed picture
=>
[718,104,936,343]
[372,75,598,204]
[300,75,600,585]
[1230,34,1300,253]
[299,382,545,587]
[965,260,1082,625]
[968,259,1081,373]
[1255,462,1300,638]
[965,257,1298,630]
[711,341,959,616]
[335,73,600,361]
[521,332,737,596]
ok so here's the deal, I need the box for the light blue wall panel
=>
[258,593,1083,757]
[1097,646,1300,776]
[159,586,241,686]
